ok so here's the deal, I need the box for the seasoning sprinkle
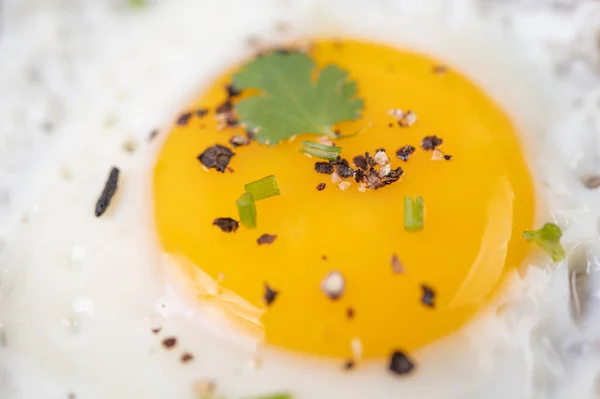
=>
[152,327,162,334]
[352,155,368,171]
[195,108,209,118]
[314,161,335,175]
[344,360,355,370]
[198,144,235,173]
[180,353,194,363]
[148,129,158,141]
[373,149,389,166]
[229,134,251,147]
[421,284,436,308]
[335,158,355,178]
[176,112,192,126]
[212,217,239,233]
[396,145,415,161]
[421,135,443,151]
[389,350,415,375]
[346,307,355,319]
[95,167,120,217]
[316,183,327,191]
[215,100,233,114]
[162,337,177,349]
[257,234,277,245]
[391,254,404,274]
[264,282,279,305]
[225,84,241,98]
[321,271,345,300]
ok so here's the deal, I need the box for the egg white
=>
[2,0,600,398]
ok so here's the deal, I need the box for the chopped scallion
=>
[300,141,342,161]
[523,223,565,262]
[237,193,257,229]
[244,393,293,399]
[404,196,424,232]
[244,175,280,201]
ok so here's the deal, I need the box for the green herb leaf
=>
[127,0,146,8]
[232,52,363,145]
[523,223,565,262]
[237,193,257,229]
[242,393,293,399]
[404,196,424,232]
[300,141,342,161]
[244,175,280,201]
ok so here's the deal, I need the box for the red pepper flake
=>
[181,352,194,363]
[421,284,436,308]
[198,144,235,173]
[391,254,404,274]
[389,350,415,375]
[176,112,192,126]
[314,161,335,175]
[152,327,162,334]
[212,218,239,233]
[396,145,415,161]
[257,234,277,245]
[195,108,209,118]
[264,282,279,305]
[162,337,177,349]
[344,360,355,370]
[352,155,368,171]
[346,307,355,319]
[316,183,327,191]
[421,136,443,151]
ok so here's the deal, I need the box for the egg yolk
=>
[153,39,535,360]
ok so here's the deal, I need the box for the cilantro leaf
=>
[232,52,363,145]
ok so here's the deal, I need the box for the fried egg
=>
[2,1,600,398]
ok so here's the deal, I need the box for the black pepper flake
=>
[162,337,177,349]
[391,254,404,274]
[365,152,376,168]
[346,307,355,319]
[322,255,328,261]
[225,84,241,98]
[396,145,415,161]
[316,183,327,191]
[353,155,368,171]
[314,161,334,175]
[344,360,355,370]
[225,113,238,127]
[229,134,250,148]
[354,169,365,183]
[444,154,453,161]
[177,112,192,126]
[215,100,233,114]
[181,353,194,363]
[382,167,403,186]
[389,350,415,375]
[264,282,279,306]
[365,169,385,190]
[152,327,162,334]
[196,108,209,118]
[212,217,239,233]
[148,129,159,141]
[421,136,443,151]
[335,158,355,178]
[198,144,235,173]
[257,234,277,245]
[433,64,449,74]
[421,284,436,308]
[388,123,394,128]
[95,167,120,217]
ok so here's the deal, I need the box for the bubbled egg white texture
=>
[2,0,600,398]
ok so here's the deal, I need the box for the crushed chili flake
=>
[344,360,355,370]
[353,155,368,171]
[257,234,277,245]
[346,307,355,319]
[421,284,436,308]
[396,145,415,161]
[391,254,404,274]
[315,161,334,175]
[321,271,345,300]
[316,183,327,191]
[264,282,279,305]
[225,84,241,98]
[229,134,250,147]
[335,158,355,178]
[177,112,192,126]
[389,350,415,375]
[198,144,235,173]
[181,353,194,363]
[95,167,120,217]
[195,108,209,118]
[162,337,177,349]
[215,100,233,114]
[212,217,239,233]
[421,136,443,151]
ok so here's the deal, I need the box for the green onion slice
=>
[237,192,257,229]
[300,141,342,161]
[523,222,565,262]
[404,196,424,232]
[244,175,280,201]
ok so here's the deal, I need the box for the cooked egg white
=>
[2,1,600,399]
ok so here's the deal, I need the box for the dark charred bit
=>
[388,122,394,128]
[148,129,159,141]
[346,307,355,320]
[389,350,415,375]
[212,217,239,233]
[354,169,365,183]
[396,145,416,161]
[322,255,328,261]
[225,84,241,98]
[365,169,385,190]
[177,112,192,126]
[353,155,368,171]
[316,183,327,191]
[391,254,404,274]
[152,327,162,334]
[344,360,355,370]
[229,134,250,148]
[257,234,277,245]
[198,144,235,173]
[264,282,279,306]
[334,129,341,137]
[382,167,403,186]
[365,152,376,168]
[421,284,436,308]
[335,158,355,178]
[421,136,443,151]
[95,167,120,217]
[444,154,453,161]
[215,99,233,114]
[196,108,209,118]
[314,161,335,175]
[181,353,194,363]
[162,337,177,349]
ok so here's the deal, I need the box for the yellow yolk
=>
[153,40,535,360]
